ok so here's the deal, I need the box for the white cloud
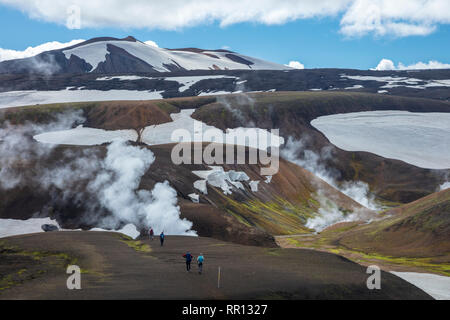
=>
[0,39,85,62]
[286,61,305,69]
[144,40,159,48]
[340,0,447,37]
[0,0,449,38]
[398,60,450,70]
[374,58,450,70]
[374,58,396,71]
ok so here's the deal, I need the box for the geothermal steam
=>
[88,140,195,235]
[0,113,195,236]
[282,137,379,231]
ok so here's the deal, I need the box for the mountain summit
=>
[0,36,291,74]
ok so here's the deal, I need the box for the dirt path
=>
[0,232,432,300]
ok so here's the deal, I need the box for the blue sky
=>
[0,2,449,70]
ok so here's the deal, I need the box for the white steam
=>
[281,137,379,231]
[26,55,62,75]
[438,171,450,191]
[0,111,85,190]
[88,140,195,235]
[0,113,195,236]
[440,182,450,191]
[305,191,361,232]
[217,90,256,127]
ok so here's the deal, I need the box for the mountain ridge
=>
[0,36,291,75]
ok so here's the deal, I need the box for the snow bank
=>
[194,180,208,195]
[391,272,450,300]
[0,218,61,238]
[90,224,140,239]
[33,108,283,150]
[164,75,237,92]
[249,180,260,192]
[0,88,164,109]
[34,126,138,146]
[264,176,273,184]
[192,166,250,195]
[0,218,141,239]
[188,193,200,203]
[344,85,364,90]
[311,111,450,169]
[141,108,284,150]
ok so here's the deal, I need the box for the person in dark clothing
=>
[149,227,154,241]
[183,252,194,272]
[160,232,165,246]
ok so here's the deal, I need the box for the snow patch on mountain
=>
[167,76,237,92]
[344,84,364,90]
[341,74,450,90]
[188,193,200,203]
[249,180,260,192]
[34,126,138,146]
[192,166,250,195]
[96,74,238,92]
[141,109,284,150]
[311,111,450,169]
[33,108,284,155]
[61,39,290,73]
[0,88,164,109]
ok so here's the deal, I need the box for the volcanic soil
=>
[0,232,432,300]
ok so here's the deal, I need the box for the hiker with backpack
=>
[160,232,165,246]
[183,252,194,272]
[197,253,204,274]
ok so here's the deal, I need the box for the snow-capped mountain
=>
[0,36,291,74]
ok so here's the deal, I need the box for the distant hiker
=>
[183,252,194,272]
[197,254,204,274]
[160,232,165,246]
[149,227,154,241]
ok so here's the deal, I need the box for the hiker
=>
[183,252,194,272]
[197,253,204,274]
[160,232,165,246]
[148,227,154,241]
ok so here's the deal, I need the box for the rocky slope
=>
[192,91,450,204]
[1,93,449,245]
[0,97,373,246]
[278,189,450,276]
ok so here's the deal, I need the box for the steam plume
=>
[282,136,379,231]
[0,113,195,236]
